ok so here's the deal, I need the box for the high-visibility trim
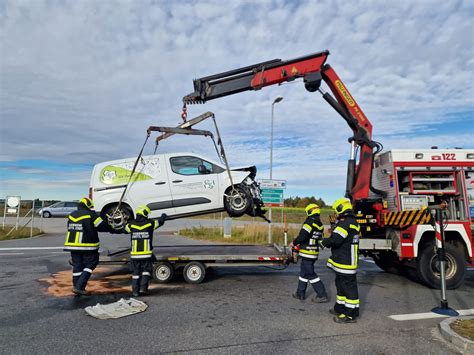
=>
[73,272,82,276]
[93,217,103,227]
[327,258,357,270]
[351,245,359,267]
[130,223,152,231]
[334,226,348,238]
[64,246,99,250]
[327,259,357,274]
[83,268,93,273]
[299,276,309,282]
[309,277,321,283]
[132,275,140,279]
[130,254,153,259]
[68,215,91,222]
[125,225,131,233]
[349,224,360,232]
[303,224,311,233]
[299,252,318,259]
[142,272,151,276]
[64,241,100,247]
[345,298,360,305]
[345,304,358,309]
[312,223,324,231]
[154,220,159,229]
[299,249,319,255]
[336,295,347,301]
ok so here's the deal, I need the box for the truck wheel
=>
[372,251,404,275]
[224,186,251,217]
[102,204,133,231]
[152,262,174,283]
[416,243,465,289]
[183,262,206,284]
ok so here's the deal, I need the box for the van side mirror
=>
[198,165,210,174]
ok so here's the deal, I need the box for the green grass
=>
[191,207,334,225]
[0,226,42,241]
[180,224,301,245]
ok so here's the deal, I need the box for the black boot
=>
[292,292,305,301]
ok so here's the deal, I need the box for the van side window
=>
[170,156,224,175]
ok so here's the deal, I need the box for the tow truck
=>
[181,50,474,289]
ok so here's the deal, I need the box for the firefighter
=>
[290,203,328,302]
[64,197,108,296]
[320,197,361,323]
[125,206,166,297]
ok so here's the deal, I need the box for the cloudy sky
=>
[0,0,473,204]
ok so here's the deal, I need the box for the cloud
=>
[0,0,473,201]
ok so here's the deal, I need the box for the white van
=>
[90,152,265,228]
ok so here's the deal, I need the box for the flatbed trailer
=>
[100,244,291,284]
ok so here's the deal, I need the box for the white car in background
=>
[89,153,265,229]
[38,201,79,218]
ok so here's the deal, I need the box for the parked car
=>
[90,152,265,229]
[38,201,79,218]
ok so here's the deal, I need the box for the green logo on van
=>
[100,166,152,185]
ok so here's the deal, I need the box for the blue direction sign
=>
[261,188,284,204]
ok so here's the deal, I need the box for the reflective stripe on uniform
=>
[154,220,159,229]
[125,225,131,233]
[83,268,93,273]
[93,217,103,227]
[142,272,151,276]
[327,258,357,270]
[334,226,348,238]
[73,272,82,276]
[130,254,153,259]
[68,215,91,222]
[302,224,311,233]
[312,223,324,231]
[299,276,308,283]
[130,223,152,230]
[309,277,321,283]
[351,244,359,267]
[349,224,360,232]
[64,246,99,250]
[132,275,140,279]
[336,295,346,304]
[327,259,357,274]
[299,252,318,259]
[345,298,360,307]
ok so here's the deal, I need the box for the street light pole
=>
[268,96,283,244]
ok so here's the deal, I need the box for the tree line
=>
[283,196,327,208]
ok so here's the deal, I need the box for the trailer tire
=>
[183,262,206,284]
[153,262,174,283]
[416,243,465,289]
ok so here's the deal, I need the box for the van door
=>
[126,156,175,218]
[166,155,221,215]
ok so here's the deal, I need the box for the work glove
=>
[318,239,325,250]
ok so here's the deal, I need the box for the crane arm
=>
[183,50,385,200]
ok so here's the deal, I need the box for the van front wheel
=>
[102,204,133,231]
[224,186,251,217]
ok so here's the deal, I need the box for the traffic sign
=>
[261,187,284,204]
[259,179,287,189]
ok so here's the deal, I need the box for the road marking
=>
[361,259,375,263]
[389,309,474,321]
[0,246,64,251]
[0,253,24,256]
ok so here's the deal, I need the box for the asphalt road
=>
[0,222,473,354]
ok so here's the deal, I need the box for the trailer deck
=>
[100,244,291,284]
